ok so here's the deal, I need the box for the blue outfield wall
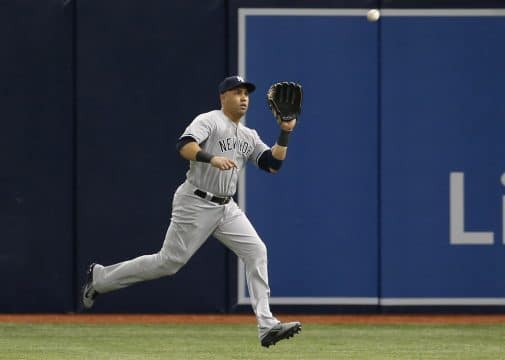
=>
[1,2,505,312]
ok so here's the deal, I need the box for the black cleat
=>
[81,263,99,309]
[260,321,302,348]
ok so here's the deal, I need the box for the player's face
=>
[221,86,249,121]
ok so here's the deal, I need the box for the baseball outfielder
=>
[82,76,303,347]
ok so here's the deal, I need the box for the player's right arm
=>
[177,113,236,171]
[177,139,237,170]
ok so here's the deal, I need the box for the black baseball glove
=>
[267,82,303,123]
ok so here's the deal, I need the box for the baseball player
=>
[82,76,303,347]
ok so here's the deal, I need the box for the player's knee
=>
[244,242,267,265]
[256,242,267,260]
[157,261,184,276]
[156,252,185,276]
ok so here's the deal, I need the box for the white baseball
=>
[367,9,380,22]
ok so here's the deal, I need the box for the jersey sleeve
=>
[179,113,214,144]
[248,129,270,167]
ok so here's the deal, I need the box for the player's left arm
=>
[271,119,296,160]
[258,118,297,173]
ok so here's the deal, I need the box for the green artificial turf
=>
[0,323,504,359]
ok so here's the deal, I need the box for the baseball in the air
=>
[367,9,380,22]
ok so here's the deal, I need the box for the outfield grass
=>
[0,323,504,359]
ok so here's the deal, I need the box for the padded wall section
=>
[0,1,74,311]
[76,1,229,312]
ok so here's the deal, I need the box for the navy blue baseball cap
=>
[218,76,256,94]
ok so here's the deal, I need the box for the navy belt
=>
[194,189,231,205]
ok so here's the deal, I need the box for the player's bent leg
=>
[81,183,223,308]
[87,220,214,295]
[92,252,185,294]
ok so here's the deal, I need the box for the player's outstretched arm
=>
[179,141,236,170]
[260,118,296,174]
[271,118,296,161]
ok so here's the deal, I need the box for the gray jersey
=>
[180,109,269,196]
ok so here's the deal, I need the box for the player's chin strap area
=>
[194,189,231,205]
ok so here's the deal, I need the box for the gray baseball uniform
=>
[91,109,279,332]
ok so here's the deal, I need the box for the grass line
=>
[0,323,504,359]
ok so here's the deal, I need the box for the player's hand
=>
[211,156,237,170]
[280,118,297,132]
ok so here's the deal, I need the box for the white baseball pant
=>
[91,181,279,331]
